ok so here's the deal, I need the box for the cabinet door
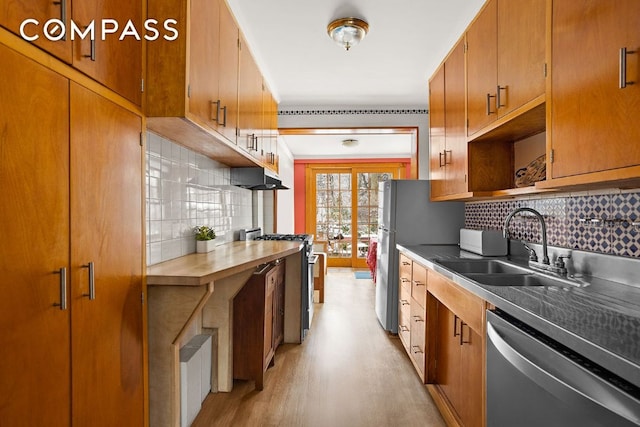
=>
[444,40,467,195]
[264,269,275,364]
[70,83,144,426]
[435,304,461,411]
[0,42,71,427]
[218,1,239,143]
[429,64,447,198]
[459,322,483,427]
[550,0,640,178]
[273,263,285,348]
[466,0,497,136]
[0,0,73,62]
[238,36,263,154]
[188,0,220,128]
[72,0,142,105]
[497,0,545,117]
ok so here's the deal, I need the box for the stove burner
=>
[256,234,312,242]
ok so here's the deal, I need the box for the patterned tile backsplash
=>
[465,189,640,258]
[146,132,253,265]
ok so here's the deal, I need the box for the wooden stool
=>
[313,252,326,303]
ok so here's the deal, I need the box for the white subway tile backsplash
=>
[145,132,253,265]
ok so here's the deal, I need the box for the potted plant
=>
[194,226,216,253]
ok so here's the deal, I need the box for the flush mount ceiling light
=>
[327,17,369,51]
[341,138,359,147]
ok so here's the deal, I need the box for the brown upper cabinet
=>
[429,38,470,198]
[0,0,142,105]
[0,0,73,63]
[546,0,640,185]
[146,0,279,172]
[430,36,512,201]
[466,0,545,137]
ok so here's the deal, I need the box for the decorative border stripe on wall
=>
[278,109,429,116]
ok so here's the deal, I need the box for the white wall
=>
[275,138,295,233]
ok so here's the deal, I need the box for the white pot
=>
[196,239,216,253]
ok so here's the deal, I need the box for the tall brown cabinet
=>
[0,41,144,426]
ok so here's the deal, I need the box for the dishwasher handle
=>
[487,317,640,425]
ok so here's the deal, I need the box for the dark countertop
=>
[397,244,640,388]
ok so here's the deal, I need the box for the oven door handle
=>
[487,320,640,425]
[308,254,319,265]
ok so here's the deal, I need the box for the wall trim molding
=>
[278,108,429,116]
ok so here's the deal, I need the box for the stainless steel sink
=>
[435,259,588,287]
[464,273,549,287]
[435,259,531,275]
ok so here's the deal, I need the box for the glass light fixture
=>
[327,18,369,51]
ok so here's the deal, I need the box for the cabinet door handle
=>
[83,37,96,61]
[210,100,221,122]
[220,106,227,127]
[412,345,424,354]
[497,85,506,108]
[444,150,452,165]
[81,261,96,300]
[439,151,445,167]
[53,267,67,310]
[619,47,637,89]
[460,321,471,345]
[53,0,67,41]
[486,93,496,115]
[453,314,460,337]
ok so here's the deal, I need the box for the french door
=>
[308,164,404,268]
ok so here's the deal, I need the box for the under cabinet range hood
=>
[230,167,289,190]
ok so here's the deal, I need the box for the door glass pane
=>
[315,172,352,259]
[355,172,391,259]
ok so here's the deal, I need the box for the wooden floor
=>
[192,268,446,427]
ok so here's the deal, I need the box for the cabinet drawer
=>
[398,303,411,352]
[409,298,426,376]
[428,269,485,334]
[412,262,427,308]
[399,254,412,292]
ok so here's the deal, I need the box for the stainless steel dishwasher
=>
[486,309,640,426]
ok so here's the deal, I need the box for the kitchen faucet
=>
[503,207,570,276]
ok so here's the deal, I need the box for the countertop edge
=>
[146,242,302,286]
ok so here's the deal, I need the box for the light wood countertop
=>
[146,240,303,286]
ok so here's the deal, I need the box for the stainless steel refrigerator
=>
[375,180,464,333]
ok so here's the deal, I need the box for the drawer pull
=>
[412,280,425,287]
[400,325,409,332]
[412,345,424,354]
[400,299,410,306]
[402,261,411,266]
[413,315,424,323]
[401,278,410,283]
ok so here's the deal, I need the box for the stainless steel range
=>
[255,233,315,341]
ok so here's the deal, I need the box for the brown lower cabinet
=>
[233,261,285,390]
[398,251,486,427]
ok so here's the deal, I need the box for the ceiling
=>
[226,0,486,158]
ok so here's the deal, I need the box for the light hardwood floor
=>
[192,268,446,427]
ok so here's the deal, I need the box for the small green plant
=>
[194,226,216,241]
